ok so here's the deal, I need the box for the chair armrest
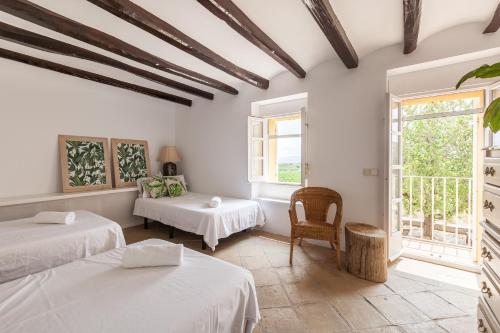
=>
[288,208,299,226]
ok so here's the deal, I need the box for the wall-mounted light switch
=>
[363,168,379,176]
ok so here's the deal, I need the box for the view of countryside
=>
[274,117,301,184]
[402,96,475,247]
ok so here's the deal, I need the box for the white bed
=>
[0,210,125,283]
[0,238,260,333]
[133,192,265,250]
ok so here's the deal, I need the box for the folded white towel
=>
[33,211,76,224]
[209,196,222,208]
[122,243,183,268]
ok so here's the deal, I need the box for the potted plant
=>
[457,62,500,132]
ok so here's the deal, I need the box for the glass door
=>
[388,94,403,261]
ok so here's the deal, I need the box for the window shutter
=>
[300,107,308,186]
[248,116,266,182]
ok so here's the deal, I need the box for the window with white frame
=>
[248,109,307,185]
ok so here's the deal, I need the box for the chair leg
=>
[298,238,303,246]
[329,241,335,249]
[289,237,294,265]
[335,244,341,271]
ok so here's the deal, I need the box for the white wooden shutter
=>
[300,107,308,186]
[248,116,266,182]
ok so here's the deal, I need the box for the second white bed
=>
[0,210,125,283]
[134,192,265,250]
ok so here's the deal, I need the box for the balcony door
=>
[387,94,403,261]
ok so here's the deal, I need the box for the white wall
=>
[0,58,178,226]
[176,23,500,249]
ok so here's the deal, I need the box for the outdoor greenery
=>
[402,99,474,239]
[278,163,301,183]
[457,62,500,131]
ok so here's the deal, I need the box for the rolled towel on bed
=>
[32,211,76,224]
[209,196,222,208]
[122,243,183,268]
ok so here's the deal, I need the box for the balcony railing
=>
[402,175,473,249]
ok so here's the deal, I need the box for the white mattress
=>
[0,210,125,283]
[133,192,265,250]
[0,239,260,333]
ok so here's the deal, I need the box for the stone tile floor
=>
[124,222,479,333]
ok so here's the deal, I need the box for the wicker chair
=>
[288,187,343,269]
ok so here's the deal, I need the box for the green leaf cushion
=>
[166,178,187,197]
[143,176,168,199]
[163,175,188,192]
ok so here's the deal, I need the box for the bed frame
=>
[144,217,209,250]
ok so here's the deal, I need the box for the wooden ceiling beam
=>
[0,22,213,99]
[403,0,422,54]
[0,47,192,106]
[0,0,237,95]
[87,0,269,89]
[484,2,500,33]
[196,0,306,79]
[302,0,358,68]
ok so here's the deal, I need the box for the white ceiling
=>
[0,0,497,98]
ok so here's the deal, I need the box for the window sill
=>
[250,181,302,186]
[256,197,291,204]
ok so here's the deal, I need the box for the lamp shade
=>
[159,146,181,162]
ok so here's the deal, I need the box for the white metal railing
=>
[402,176,473,249]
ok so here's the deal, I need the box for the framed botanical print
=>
[58,135,112,193]
[111,138,151,188]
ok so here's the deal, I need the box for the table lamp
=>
[160,146,180,176]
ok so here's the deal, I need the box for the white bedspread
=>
[0,210,125,283]
[134,192,265,250]
[0,239,260,333]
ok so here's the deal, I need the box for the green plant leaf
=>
[456,63,500,89]
[485,97,500,132]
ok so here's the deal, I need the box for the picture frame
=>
[111,138,151,188]
[58,135,112,193]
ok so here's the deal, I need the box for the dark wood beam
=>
[0,22,213,100]
[302,0,358,68]
[0,0,237,95]
[196,0,306,78]
[403,0,422,54]
[87,0,269,89]
[484,2,500,33]
[0,47,192,106]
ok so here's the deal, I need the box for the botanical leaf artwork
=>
[66,140,107,187]
[116,143,148,182]
[166,178,187,197]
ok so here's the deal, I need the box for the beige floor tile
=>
[400,321,446,333]
[403,292,464,320]
[275,266,312,283]
[358,283,396,297]
[267,252,308,267]
[241,255,272,270]
[384,275,430,294]
[238,244,266,257]
[259,307,305,333]
[353,327,402,333]
[333,298,390,330]
[213,253,242,267]
[283,281,328,304]
[256,284,290,308]
[432,290,478,314]
[436,316,476,333]
[251,268,280,287]
[367,295,428,325]
[295,302,350,333]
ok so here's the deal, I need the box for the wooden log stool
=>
[345,222,387,283]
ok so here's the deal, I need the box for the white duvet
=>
[134,192,265,250]
[0,210,125,283]
[0,239,260,333]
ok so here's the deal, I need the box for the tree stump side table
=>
[345,222,387,283]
